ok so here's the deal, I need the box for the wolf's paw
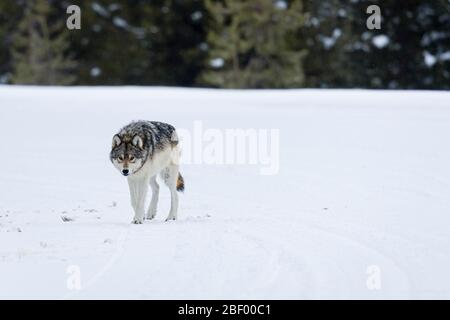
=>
[165,216,176,222]
[146,210,156,220]
[131,217,144,224]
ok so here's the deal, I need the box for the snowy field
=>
[0,86,449,299]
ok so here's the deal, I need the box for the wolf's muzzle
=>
[122,169,129,176]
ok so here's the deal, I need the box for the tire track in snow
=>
[197,191,411,298]
[230,217,411,298]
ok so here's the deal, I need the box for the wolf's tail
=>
[176,173,185,192]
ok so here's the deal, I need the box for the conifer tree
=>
[11,0,76,85]
[201,0,306,88]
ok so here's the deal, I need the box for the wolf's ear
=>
[112,135,121,149]
[132,135,144,149]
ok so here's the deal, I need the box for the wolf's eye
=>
[118,155,124,162]
[129,156,136,163]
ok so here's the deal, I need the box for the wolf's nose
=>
[122,169,129,176]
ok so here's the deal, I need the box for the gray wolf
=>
[110,121,184,224]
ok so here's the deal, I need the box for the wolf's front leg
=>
[128,177,149,224]
[146,175,159,220]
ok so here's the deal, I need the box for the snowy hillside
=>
[0,86,449,299]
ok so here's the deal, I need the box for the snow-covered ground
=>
[0,86,449,299]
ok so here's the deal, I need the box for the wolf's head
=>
[110,134,147,177]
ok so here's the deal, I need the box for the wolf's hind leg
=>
[146,175,159,220]
[161,165,179,221]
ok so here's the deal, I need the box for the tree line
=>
[0,0,449,89]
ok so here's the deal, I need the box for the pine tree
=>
[201,0,306,88]
[139,0,208,86]
[0,1,22,83]
[300,0,450,89]
[11,0,76,85]
[66,0,207,86]
[356,0,450,89]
